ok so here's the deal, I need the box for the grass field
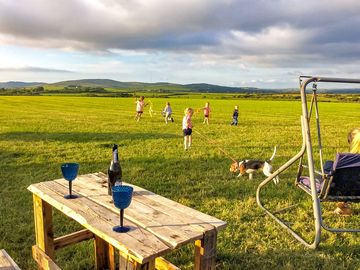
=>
[0,96,359,270]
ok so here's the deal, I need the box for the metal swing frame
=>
[256,76,360,249]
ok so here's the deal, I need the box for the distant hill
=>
[50,79,185,89]
[1,79,360,93]
[50,79,260,93]
[51,79,135,88]
[184,83,263,93]
[0,81,45,88]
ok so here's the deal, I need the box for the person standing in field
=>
[162,102,174,124]
[182,108,194,150]
[231,105,239,126]
[203,102,210,125]
[134,96,147,121]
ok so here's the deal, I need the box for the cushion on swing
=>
[299,153,360,197]
[299,176,323,193]
[328,153,360,198]
[333,153,360,170]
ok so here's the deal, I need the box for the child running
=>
[203,102,210,125]
[182,108,194,150]
[134,96,147,121]
[231,105,239,126]
[162,102,174,124]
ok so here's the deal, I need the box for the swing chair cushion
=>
[298,153,360,200]
[299,176,323,193]
[327,153,360,199]
[333,153,360,170]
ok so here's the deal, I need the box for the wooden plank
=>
[56,177,206,248]
[33,194,55,259]
[108,244,116,270]
[95,172,226,229]
[58,174,223,248]
[119,251,155,270]
[155,257,180,270]
[0,249,21,270]
[94,235,109,270]
[54,229,94,250]
[31,181,169,259]
[45,181,168,258]
[77,173,226,230]
[94,236,116,270]
[28,182,170,264]
[194,230,217,270]
[32,245,61,270]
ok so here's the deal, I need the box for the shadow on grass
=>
[0,131,182,143]
[218,246,360,270]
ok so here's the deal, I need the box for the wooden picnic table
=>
[28,172,227,270]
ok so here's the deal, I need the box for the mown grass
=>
[0,96,359,270]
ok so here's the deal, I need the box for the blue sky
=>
[1,0,360,88]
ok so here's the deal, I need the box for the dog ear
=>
[230,162,238,172]
[239,162,245,173]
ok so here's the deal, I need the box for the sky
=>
[1,0,360,88]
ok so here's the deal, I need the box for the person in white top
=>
[134,96,147,121]
[162,102,174,124]
[182,108,194,150]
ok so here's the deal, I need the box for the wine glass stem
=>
[120,209,124,228]
[69,181,72,197]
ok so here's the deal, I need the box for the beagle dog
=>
[230,146,279,184]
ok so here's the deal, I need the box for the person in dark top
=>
[231,105,239,126]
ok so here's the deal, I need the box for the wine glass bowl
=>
[112,185,133,233]
[61,163,79,199]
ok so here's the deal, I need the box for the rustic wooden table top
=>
[28,172,226,264]
[0,249,21,270]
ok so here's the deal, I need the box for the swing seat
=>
[297,153,360,202]
[257,76,360,249]
[298,176,323,193]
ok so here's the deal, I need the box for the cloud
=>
[0,66,74,73]
[1,0,360,83]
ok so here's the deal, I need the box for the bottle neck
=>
[113,148,119,163]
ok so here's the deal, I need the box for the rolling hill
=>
[1,78,360,93]
[0,81,45,88]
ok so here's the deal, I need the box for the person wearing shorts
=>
[182,108,194,150]
[203,102,210,125]
[135,96,146,121]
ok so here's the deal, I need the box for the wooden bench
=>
[28,172,226,270]
[0,249,21,270]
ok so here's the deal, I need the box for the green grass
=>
[0,96,359,270]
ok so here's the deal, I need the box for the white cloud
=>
[1,0,360,86]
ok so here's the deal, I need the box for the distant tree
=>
[36,86,44,92]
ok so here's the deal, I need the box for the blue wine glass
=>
[112,185,133,233]
[61,163,79,199]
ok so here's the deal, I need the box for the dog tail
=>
[269,146,277,162]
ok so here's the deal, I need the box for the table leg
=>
[194,230,217,270]
[119,251,155,270]
[94,236,116,270]
[33,194,55,261]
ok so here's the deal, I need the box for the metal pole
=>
[300,77,322,248]
[313,91,324,174]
